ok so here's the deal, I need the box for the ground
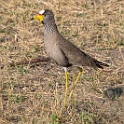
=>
[0,0,124,124]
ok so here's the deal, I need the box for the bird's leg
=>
[69,67,82,99]
[63,67,69,106]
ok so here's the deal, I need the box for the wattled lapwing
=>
[34,10,109,106]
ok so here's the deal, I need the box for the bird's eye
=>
[43,13,47,16]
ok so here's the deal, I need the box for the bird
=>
[34,9,109,106]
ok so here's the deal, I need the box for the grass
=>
[0,0,124,124]
[50,114,59,124]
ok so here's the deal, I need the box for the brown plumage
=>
[38,10,109,69]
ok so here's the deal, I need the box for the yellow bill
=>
[34,15,43,22]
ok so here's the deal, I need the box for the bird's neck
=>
[44,21,58,36]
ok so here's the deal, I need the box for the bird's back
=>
[58,34,108,69]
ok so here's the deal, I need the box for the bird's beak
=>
[34,14,43,22]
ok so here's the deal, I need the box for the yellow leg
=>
[69,67,82,99]
[64,71,69,106]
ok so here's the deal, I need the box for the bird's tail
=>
[95,60,109,69]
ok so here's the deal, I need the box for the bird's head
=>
[34,10,54,24]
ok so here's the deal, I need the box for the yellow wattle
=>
[34,15,43,22]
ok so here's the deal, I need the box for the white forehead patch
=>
[39,10,45,15]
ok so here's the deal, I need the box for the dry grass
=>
[0,0,124,124]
